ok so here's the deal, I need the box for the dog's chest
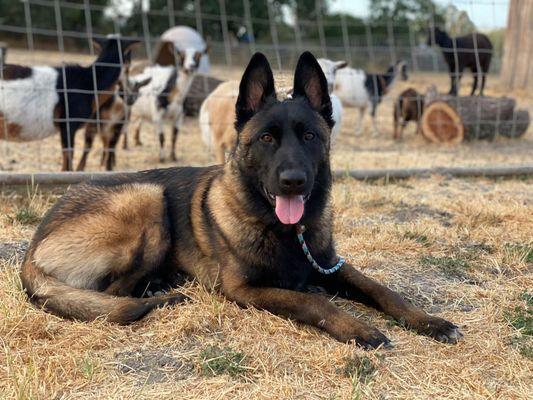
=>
[245,234,319,291]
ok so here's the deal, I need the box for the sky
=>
[329,0,510,30]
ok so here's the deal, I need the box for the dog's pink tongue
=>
[275,195,304,225]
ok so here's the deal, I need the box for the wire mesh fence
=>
[0,0,531,176]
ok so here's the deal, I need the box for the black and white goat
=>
[128,41,207,162]
[428,27,492,96]
[0,36,138,170]
[334,60,408,136]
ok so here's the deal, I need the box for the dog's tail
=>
[20,255,185,324]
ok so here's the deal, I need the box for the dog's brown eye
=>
[260,133,273,143]
[304,132,315,141]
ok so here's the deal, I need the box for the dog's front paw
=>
[334,321,392,349]
[413,316,463,344]
[353,327,393,350]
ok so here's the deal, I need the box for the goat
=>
[316,58,347,142]
[393,88,424,140]
[0,36,138,170]
[128,41,206,162]
[428,27,492,96]
[199,81,238,164]
[76,76,151,171]
[334,60,408,136]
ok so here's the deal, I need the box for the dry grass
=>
[1,49,532,173]
[0,175,532,399]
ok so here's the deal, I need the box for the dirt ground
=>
[0,174,531,399]
[1,49,532,173]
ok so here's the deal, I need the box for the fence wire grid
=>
[0,0,531,175]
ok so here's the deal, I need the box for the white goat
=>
[128,41,206,162]
[316,58,347,142]
[334,60,408,136]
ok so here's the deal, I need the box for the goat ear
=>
[91,38,105,53]
[334,61,348,70]
[203,43,210,54]
[292,51,333,128]
[154,41,176,66]
[134,77,152,91]
[235,52,276,131]
[120,39,140,55]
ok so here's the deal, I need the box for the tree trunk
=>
[500,0,533,90]
[421,87,530,142]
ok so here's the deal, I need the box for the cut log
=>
[421,101,464,144]
[421,86,530,143]
[184,74,224,117]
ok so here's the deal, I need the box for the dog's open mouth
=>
[263,186,310,225]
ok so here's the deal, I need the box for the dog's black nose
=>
[279,169,307,192]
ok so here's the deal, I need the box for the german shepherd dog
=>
[21,52,462,348]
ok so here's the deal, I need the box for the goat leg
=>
[60,124,76,172]
[471,72,479,96]
[170,126,178,162]
[76,125,97,171]
[480,73,487,96]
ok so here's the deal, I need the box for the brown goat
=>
[393,88,424,140]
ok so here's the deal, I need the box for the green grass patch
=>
[402,231,431,246]
[507,292,533,336]
[504,244,533,264]
[13,206,42,225]
[506,292,532,359]
[78,355,97,381]
[420,255,471,280]
[199,345,248,378]
[338,356,377,383]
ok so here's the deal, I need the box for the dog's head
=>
[232,51,333,226]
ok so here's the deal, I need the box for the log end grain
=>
[421,101,465,144]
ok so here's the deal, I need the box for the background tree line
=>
[1,0,446,49]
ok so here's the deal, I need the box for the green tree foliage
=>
[369,0,445,34]
[1,0,112,49]
[443,4,476,36]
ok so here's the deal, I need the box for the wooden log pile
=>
[421,85,530,144]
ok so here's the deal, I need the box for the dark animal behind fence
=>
[428,27,493,96]
[56,36,138,170]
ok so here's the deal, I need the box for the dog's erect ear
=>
[292,51,333,129]
[235,52,276,131]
